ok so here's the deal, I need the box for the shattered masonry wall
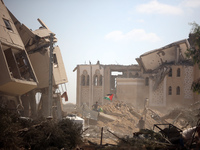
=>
[0,0,37,96]
[149,78,166,106]
[184,66,193,99]
[149,65,194,107]
[76,62,196,109]
[149,65,194,108]
[193,64,200,101]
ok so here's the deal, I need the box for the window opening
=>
[168,68,172,77]
[111,71,123,76]
[81,75,85,86]
[53,54,58,67]
[4,48,21,79]
[177,68,180,77]
[99,75,102,86]
[86,75,89,86]
[168,86,172,95]
[176,86,180,95]
[114,77,117,88]
[3,19,12,31]
[94,75,98,86]
[4,49,36,81]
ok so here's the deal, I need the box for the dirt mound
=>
[80,100,199,145]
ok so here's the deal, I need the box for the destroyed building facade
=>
[0,0,38,109]
[136,39,195,108]
[0,1,68,119]
[75,39,200,110]
[74,63,146,108]
[11,16,68,118]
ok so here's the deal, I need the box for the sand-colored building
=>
[10,15,68,118]
[0,1,68,118]
[0,0,38,109]
[74,62,141,108]
[75,39,200,111]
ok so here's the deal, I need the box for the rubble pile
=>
[98,100,163,133]
[81,100,165,145]
[161,107,199,130]
[80,100,200,146]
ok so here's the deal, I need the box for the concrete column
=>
[56,95,62,120]
[21,94,30,117]
[40,88,49,117]
[29,90,36,118]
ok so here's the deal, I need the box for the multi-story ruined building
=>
[9,15,68,118]
[75,39,200,110]
[0,1,68,119]
[0,0,38,110]
[136,39,194,109]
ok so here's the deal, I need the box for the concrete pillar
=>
[29,90,36,118]
[21,94,30,117]
[41,93,49,117]
[39,88,49,117]
[56,95,62,120]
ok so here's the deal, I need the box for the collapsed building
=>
[0,0,38,111]
[0,1,68,119]
[74,39,200,110]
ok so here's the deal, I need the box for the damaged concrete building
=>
[75,39,200,110]
[0,1,68,119]
[74,62,143,108]
[0,0,38,110]
[11,16,68,118]
[136,39,195,108]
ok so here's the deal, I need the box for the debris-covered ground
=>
[68,100,200,149]
[1,101,200,149]
[0,107,83,150]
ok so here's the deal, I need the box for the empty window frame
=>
[168,86,172,95]
[177,68,180,77]
[99,75,102,86]
[4,48,36,81]
[168,68,172,77]
[81,70,89,86]
[86,75,89,86]
[53,54,58,67]
[3,19,12,31]
[176,86,180,95]
[81,74,85,86]
[94,75,98,86]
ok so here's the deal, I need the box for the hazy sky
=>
[4,0,200,104]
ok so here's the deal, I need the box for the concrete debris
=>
[67,100,200,148]
[150,66,170,90]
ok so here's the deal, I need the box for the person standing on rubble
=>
[92,101,99,111]
[137,117,145,130]
[142,98,149,120]
[144,98,149,108]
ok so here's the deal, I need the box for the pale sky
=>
[4,0,200,104]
